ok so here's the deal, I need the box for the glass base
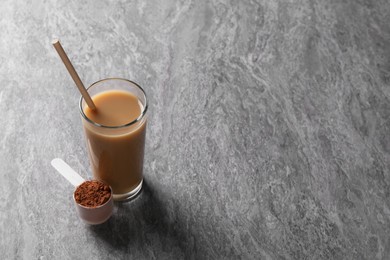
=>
[112,179,143,201]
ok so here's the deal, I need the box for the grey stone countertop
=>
[1,0,390,259]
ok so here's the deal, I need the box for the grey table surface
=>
[1,0,390,259]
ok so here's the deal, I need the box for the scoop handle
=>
[51,158,85,187]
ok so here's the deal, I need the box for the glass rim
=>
[79,78,148,129]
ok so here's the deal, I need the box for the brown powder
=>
[74,180,111,208]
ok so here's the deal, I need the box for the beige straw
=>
[52,39,96,110]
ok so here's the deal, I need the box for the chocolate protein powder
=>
[74,180,111,207]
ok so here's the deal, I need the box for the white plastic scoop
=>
[51,158,85,187]
[51,158,114,225]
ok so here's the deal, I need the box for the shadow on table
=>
[88,179,190,255]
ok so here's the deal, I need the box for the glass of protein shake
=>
[79,78,148,201]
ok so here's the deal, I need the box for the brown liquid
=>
[83,90,146,195]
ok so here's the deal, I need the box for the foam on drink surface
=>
[84,90,142,127]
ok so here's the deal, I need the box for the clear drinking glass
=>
[79,78,148,201]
